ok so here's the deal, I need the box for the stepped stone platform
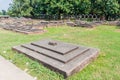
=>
[12,39,100,78]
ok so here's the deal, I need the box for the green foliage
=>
[0,10,7,15]
[8,0,32,17]
[72,0,91,14]
[8,0,120,19]
[99,0,119,17]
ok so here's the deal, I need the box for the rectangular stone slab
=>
[21,44,90,63]
[31,39,79,55]
[12,45,99,78]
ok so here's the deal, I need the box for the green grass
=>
[0,25,120,80]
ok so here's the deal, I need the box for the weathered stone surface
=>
[102,21,120,26]
[40,21,65,27]
[117,22,120,26]
[67,20,104,28]
[0,18,45,34]
[12,39,100,78]
[74,20,103,28]
[21,43,89,63]
[31,39,79,55]
[66,22,77,27]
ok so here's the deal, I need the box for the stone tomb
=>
[12,39,99,78]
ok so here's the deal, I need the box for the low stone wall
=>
[0,18,66,34]
[40,21,65,27]
[67,20,104,28]
[67,20,120,28]
[0,18,45,34]
[103,21,120,26]
[1,17,120,33]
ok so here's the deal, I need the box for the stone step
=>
[21,44,89,63]
[12,45,99,78]
[14,29,44,34]
[31,39,79,55]
[12,46,66,75]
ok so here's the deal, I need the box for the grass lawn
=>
[0,25,120,80]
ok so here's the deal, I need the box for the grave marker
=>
[12,39,100,78]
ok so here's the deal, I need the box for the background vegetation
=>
[7,0,120,20]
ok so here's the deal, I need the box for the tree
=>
[8,0,32,17]
[1,10,7,15]
[99,0,119,20]
[7,0,120,20]
[72,0,91,15]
